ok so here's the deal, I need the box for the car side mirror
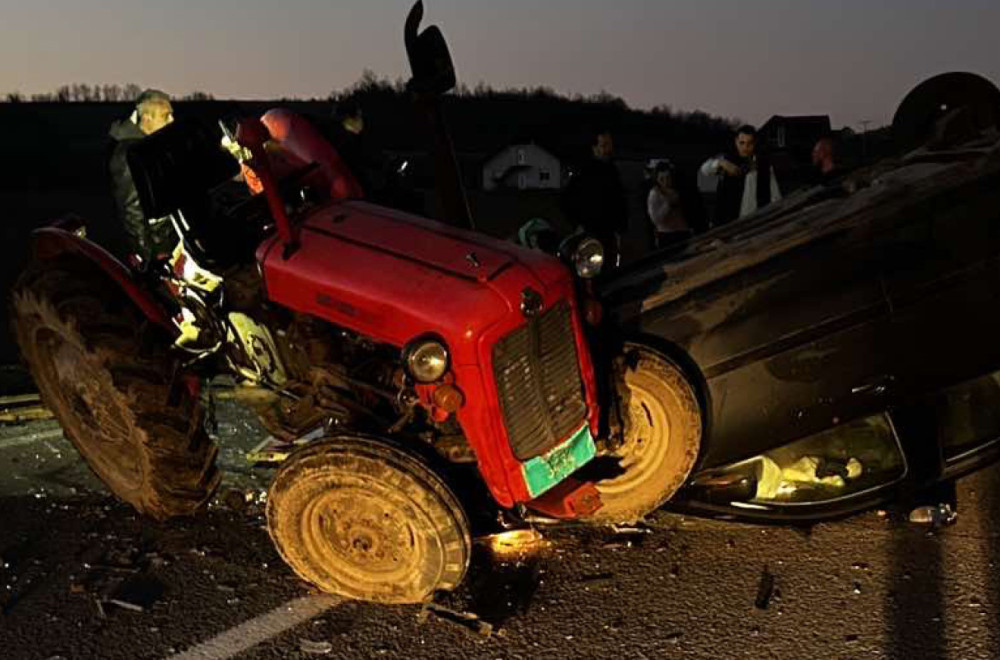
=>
[404,1,457,96]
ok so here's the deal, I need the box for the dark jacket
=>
[714,153,773,227]
[106,117,173,263]
[562,157,628,242]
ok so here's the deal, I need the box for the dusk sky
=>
[2,0,997,129]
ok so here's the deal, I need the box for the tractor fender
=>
[29,226,177,335]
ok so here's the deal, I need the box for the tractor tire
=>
[266,436,470,604]
[582,344,702,524]
[10,256,220,520]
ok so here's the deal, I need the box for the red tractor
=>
[9,3,700,603]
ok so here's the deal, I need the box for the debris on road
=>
[107,598,145,613]
[107,574,164,612]
[0,393,56,424]
[754,566,775,610]
[479,528,551,561]
[601,524,651,550]
[418,602,494,637]
[909,503,958,527]
[299,638,334,655]
[609,523,653,535]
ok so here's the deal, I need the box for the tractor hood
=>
[256,200,572,365]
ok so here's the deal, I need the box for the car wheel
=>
[266,436,471,603]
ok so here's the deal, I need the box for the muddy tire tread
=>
[10,255,220,520]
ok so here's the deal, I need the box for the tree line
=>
[333,69,739,136]
[3,84,214,103]
[1,72,736,141]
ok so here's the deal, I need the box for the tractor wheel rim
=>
[301,485,435,592]
[597,371,672,497]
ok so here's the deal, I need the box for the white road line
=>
[166,594,343,660]
[0,428,65,449]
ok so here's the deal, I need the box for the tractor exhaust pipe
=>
[404,1,475,231]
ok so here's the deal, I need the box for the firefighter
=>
[105,89,175,268]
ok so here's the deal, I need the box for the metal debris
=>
[418,602,494,637]
[299,639,334,655]
[108,598,145,613]
[609,523,653,535]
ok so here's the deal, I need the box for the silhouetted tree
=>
[122,84,142,101]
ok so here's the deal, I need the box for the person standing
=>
[646,161,691,250]
[810,136,845,185]
[700,124,782,227]
[562,128,628,268]
[106,89,175,266]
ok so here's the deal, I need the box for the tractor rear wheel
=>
[11,256,220,520]
[266,436,470,604]
[582,344,702,524]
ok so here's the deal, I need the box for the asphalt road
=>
[2,399,999,659]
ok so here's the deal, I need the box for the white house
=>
[482,143,562,191]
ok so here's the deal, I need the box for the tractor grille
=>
[493,301,588,461]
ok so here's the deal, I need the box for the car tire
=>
[11,256,221,520]
[266,435,471,604]
[582,343,702,524]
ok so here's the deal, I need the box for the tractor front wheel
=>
[266,436,471,604]
[582,344,702,524]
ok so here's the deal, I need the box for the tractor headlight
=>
[573,238,605,279]
[404,338,450,383]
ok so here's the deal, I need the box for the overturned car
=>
[605,70,1000,521]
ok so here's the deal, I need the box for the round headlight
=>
[405,339,449,383]
[573,238,605,279]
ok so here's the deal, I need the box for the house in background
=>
[759,115,832,153]
[482,142,563,191]
[758,115,833,191]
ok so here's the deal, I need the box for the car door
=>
[635,206,895,470]
[705,228,895,467]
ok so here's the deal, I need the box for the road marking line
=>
[167,594,342,660]
[0,428,65,449]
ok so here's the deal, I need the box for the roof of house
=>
[760,115,832,133]
[481,135,574,165]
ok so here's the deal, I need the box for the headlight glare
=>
[574,238,605,279]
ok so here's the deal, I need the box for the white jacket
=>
[647,187,687,233]
[701,156,782,219]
